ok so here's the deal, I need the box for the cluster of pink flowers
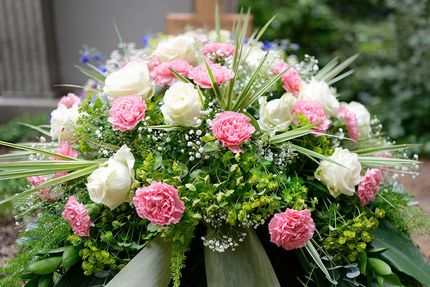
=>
[337,105,360,142]
[62,196,93,237]
[292,100,330,133]
[211,111,256,153]
[27,175,51,201]
[357,169,383,205]
[58,93,80,108]
[150,60,192,86]
[202,43,235,58]
[272,61,302,96]
[269,208,315,250]
[133,182,185,226]
[188,62,234,88]
[108,95,147,131]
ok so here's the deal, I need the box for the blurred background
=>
[0,0,429,263]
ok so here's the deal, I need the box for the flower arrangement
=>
[1,13,429,287]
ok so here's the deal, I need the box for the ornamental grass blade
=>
[353,144,420,155]
[75,65,105,84]
[290,143,349,169]
[316,54,359,83]
[106,237,171,287]
[204,60,225,108]
[0,164,99,205]
[372,220,430,286]
[205,228,280,287]
[358,156,421,167]
[169,68,193,84]
[0,140,77,161]
[268,123,319,144]
[305,241,337,285]
[18,122,50,136]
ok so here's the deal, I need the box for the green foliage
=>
[0,114,48,143]
[374,186,430,237]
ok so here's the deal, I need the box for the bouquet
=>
[1,13,429,287]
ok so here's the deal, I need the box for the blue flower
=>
[290,43,300,51]
[80,51,90,63]
[92,53,104,62]
[262,41,275,51]
[141,34,150,48]
[98,65,107,73]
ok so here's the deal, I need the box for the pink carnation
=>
[27,176,51,201]
[337,105,360,142]
[58,93,80,108]
[54,141,78,159]
[272,61,301,95]
[133,182,185,226]
[357,169,383,206]
[62,196,93,237]
[189,62,234,88]
[211,111,256,153]
[147,56,161,72]
[292,100,330,133]
[202,43,235,57]
[272,61,290,75]
[269,208,315,250]
[108,95,147,131]
[151,60,192,86]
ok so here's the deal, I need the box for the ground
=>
[0,161,429,269]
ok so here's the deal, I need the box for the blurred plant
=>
[239,0,430,154]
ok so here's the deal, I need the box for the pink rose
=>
[108,95,147,131]
[27,176,51,201]
[62,196,93,237]
[292,100,330,133]
[133,182,185,226]
[151,60,192,86]
[211,111,256,153]
[202,43,235,57]
[188,62,234,88]
[58,93,80,108]
[272,61,301,96]
[269,208,315,250]
[338,105,360,142]
[54,141,78,159]
[357,169,383,206]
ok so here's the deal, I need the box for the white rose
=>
[245,45,281,68]
[103,62,153,98]
[300,78,339,116]
[259,93,296,132]
[348,101,371,139]
[87,145,135,210]
[209,29,232,42]
[50,105,79,141]
[161,82,203,127]
[154,35,197,63]
[315,148,361,198]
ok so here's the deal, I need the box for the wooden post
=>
[166,0,252,35]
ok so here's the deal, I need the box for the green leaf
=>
[368,257,392,276]
[105,237,171,287]
[358,251,367,274]
[204,60,225,108]
[371,220,430,286]
[62,246,80,270]
[55,263,109,287]
[353,144,420,155]
[204,228,280,287]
